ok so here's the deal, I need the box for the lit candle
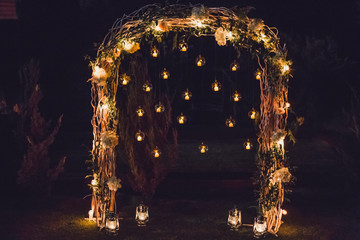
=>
[154,151,160,158]
[146,86,151,92]
[137,136,142,141]
[228,122,234,128]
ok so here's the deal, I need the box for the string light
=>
[225,117,235,128]
[182,89,192,100]
[136,106,144,117]
[135,130,145,142]
[211,79,222,92]
[120,73,131,85]
[199,142,208,153]
[281,209,288,215]
[177,113,187,124]
[142,81,153,92]
[232,91,242,102]
[195,54,206,67]
[150,46,159,57]
[155,102,165,113]
[160,68,170,79]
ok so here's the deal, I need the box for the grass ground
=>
[1,131,360,240]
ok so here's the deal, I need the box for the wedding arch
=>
[88,4,292,235]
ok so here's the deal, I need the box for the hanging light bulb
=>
[243,139,253,150]
[160,68,170,79]
[182,89,192,100]
[255,69,262,80]
[211,79,222,92]
[135,130,145,142]
[195,54,206,67]
[198,142,209,154]
[285,102,291,109]
[120,73,131,85]
[136,106,144,117]
[142,81,153,92]
[155,102,165,113]
[282,64,290,74]
[230,60,239,72]
[248,108,258,120]
[150,46,159,58]
[244,139,253,150]
[225,116,235,128]
[151,146,161,158]
[178,40,188,52]
[281,209,288,215]
[177,113,187,124]
[232,91,242,102]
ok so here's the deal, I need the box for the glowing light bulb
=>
[182,89,192,100]
[195,55,206,67]
[226,117,235,128]
[230,60,239,71]
[282,209,287,215]
[212,79,222,92]
[248,108,257,120]
[244,139,252,150]
[199,142,208,153]
[161,68,170,79]
[177,113,187,124]
[178,41,188,52]
[282,64,290,73]
[285,102,291,108]
[155,102,165,113]
[151,46,159,58]
[135,130,145,142]
[232,91,241,102]
[152,147,161,158]
[120,73,131,85]
[255,69,262,80]
[142,82,153,92]
[136,107,144,117]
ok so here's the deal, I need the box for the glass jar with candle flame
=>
[232,91,242,102]
[155,102,165,113]
[151,146,161,158]
[227,207,241,230]
[178,40,188,52]
[253,216,267,238]
[177,113,187,124]
[243,139,253,150]
[136,106,144,117]
[135,130,145,142]
[248,108,258,120]
[195,54,206,67]
[120,73,131,86]
[160,68,170,79]
[150,46,159,58]
[225,117,235,128]
[105,212,119,235]
[182,88,192,100]
[135,204,149,227]
[199,142,208,154]
[211,79,222,92]
[230,60,239,72]
[142,81,153,92]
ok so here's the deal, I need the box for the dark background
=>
[1,0,359,187]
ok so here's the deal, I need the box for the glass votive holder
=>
[227,208,242,230]
[253,215,267,238]
[135,203,149,227]
[105,212,119,235]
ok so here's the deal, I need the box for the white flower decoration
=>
[107,176,122,191]
[215,27,227,46]
[270,167,291,185]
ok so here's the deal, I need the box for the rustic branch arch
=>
[89,4,292,235]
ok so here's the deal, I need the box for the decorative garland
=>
[88,3,292,234]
